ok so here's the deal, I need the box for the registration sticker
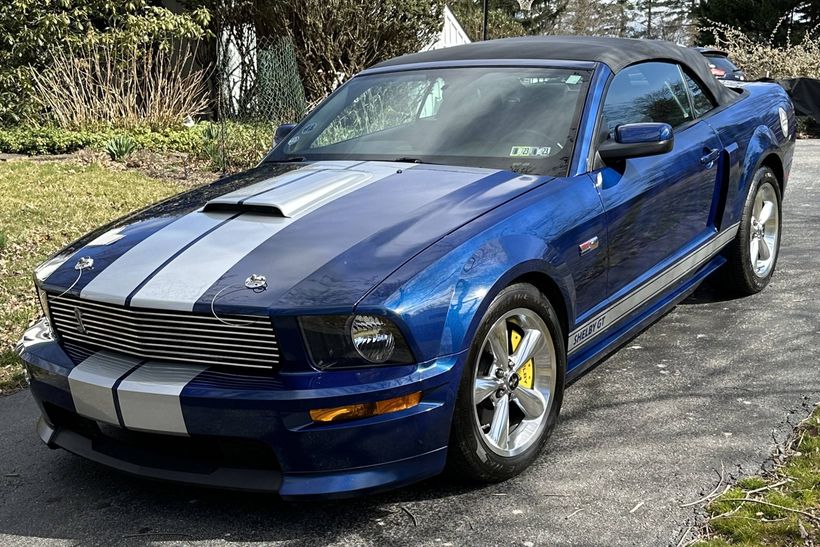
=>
[510,145,551,157]
[566,74,582,85]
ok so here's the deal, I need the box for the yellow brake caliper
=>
[510,327,534,389]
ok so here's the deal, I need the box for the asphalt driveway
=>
[1,141,818,547]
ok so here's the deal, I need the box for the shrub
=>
[0,121,273,172]
[0,2,210,126]
[700,14,820,80]
[0,127,107,155]
[200,122,273,172]
[31,41,210,131]
[259,0,445,102]
[105,135,138,162]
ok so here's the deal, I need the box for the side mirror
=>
[273,123,297,146]
[598,122,674,162]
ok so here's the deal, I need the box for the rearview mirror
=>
[273,123,297,146]
[598,123,673,162]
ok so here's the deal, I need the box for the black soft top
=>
[373,35,737,106]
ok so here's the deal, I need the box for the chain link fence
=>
[211,26,307,172]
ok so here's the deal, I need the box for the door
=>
[595,61,723,297]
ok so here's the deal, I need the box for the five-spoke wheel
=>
[473,308,556,457]
[448,283,565,482]
[720,166,782,295]
[749,181,779,278]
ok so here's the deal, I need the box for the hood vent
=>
[204,168,377,218]
[201,202,286,216]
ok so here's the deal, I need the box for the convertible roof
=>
[373,36,737,106]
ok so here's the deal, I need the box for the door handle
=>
[700,148,720,165]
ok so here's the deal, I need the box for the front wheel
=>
[720,167,782,295]
[447,283,566,482]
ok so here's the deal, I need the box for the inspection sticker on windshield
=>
[566,74,582,85]
[510,145,551,157]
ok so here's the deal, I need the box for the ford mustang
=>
[17,36,795,498]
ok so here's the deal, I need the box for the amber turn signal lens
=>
[310,392,422,423]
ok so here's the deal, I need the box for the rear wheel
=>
[448,283,565,482]
[720,167,782,295]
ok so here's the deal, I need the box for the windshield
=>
[705,55,741,73]
[265,67,590,176]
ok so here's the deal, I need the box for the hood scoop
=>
[202,202,286,216]
[204,168,377,218]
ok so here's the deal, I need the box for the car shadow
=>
[678,275,750,305]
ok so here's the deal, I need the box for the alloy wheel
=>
[472,308,556,457]
[749,182,780,278]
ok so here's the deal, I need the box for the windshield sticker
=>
[287,135,300,146]
[566,74,582,85]
[510,145,551,158]
[301,123,316,133]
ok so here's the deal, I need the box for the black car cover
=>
[777,78,820,124]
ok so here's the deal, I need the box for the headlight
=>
[34,279,50,320]
[299,314,414,369]
[350,315,396,363]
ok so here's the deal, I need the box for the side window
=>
[602,62,693,136]
[683,72,716,118]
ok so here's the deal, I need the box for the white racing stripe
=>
[116,362,207,436]
[129,214,291,310]
[78,162,370,305]
[67,350,142,425]
[80,211,232,305]
[203,163,333,203]
[130,162,406,311]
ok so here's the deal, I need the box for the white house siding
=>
[425,5,471,51]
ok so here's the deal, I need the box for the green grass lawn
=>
[0,159,182,392]
[696,407,820,546]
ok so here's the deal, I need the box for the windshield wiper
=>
[264,157,306,163]
[390,157,435,165]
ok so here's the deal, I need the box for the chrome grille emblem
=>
[73,307,87,334]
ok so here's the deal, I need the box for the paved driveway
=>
[1,141,818,547]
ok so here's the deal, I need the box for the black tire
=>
[447,283,566,483]
[720,166,782,295]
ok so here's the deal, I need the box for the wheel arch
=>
[759,153,784,193]
[509,271,570,344]
[452,255,575,362]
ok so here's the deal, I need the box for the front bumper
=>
[18,318,464,498]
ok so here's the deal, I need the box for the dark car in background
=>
[694,47,747,81]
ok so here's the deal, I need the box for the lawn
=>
[0,159,183,392]
[695,406,820,545]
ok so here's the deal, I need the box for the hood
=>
[39,161,550,314]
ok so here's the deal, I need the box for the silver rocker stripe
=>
[130,162,407,311]
[67,350,142,425]
[568,224,740,354]
[116,361,207,436]
[80,211,232,305]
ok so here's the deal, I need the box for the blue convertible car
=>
[18,37,794,498]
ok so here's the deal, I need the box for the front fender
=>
[440,236,574,361]
[358,230,574,363]
[357,174,606,364]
